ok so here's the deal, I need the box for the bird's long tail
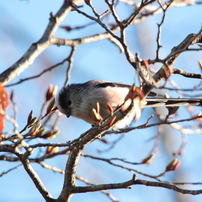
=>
[144,98,202,107]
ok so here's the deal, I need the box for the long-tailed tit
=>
[55,80,202,128]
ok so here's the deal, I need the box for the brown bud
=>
[165,159,180,172]
[41,130,60,139]
[141,153,155,164]
[172,160,181,171]
[106,103,114,115]
[96,102,100,114]
[46,85,58,102]
[29,123,41,136]
[46,146,59,155]
[167,106,179,115]
[198,44,202,49]
[27,110,33,125]
[84,0,91,5]
[46,84,53,102]
[28,117,38,126]
[99,138,109,144]
[10,90,14,102]
[92,108,102,122]
[142,60,149,69]
[34,128,46,137]
[66,0,73,5]
[60,26,72,32]
[46,98,56,115]
[108,116,116,127]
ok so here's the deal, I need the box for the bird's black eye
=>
[67,100,72,105]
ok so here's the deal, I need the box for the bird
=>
[55,80,202,127]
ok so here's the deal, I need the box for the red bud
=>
[60,26,72,32]
[165,159,181,172]
[66,0,73,5]
[173,160,181,171]
[27,110,33,125]
[10,90,14,102]
[99,138,109,144]
[106,103,114,115]
[142,60,149,69]
[46,84,54,102]
[84,0,91,5]
[108,116,116,127]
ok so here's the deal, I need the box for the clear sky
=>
[0,1,202,202]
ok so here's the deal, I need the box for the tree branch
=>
[173,68,202,79]
[0,145,54,201]
[70,174,202,195]
[0,1,83,85]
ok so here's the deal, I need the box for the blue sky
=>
[0,1,202,202]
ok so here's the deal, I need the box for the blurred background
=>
[0,0,202,201]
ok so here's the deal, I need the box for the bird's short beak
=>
[66,110,71,118]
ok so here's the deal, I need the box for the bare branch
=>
[0,1,83,85]
[105,115,202,135]
[5,56,71,87]
[64,46,77,86]
[155,0,172,59]
[70,174,202,195]
[0,145,54,201]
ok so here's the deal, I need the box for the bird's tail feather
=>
[144,98,202,107]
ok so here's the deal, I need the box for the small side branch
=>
[70,175,202,195]
[173,68,202,79]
